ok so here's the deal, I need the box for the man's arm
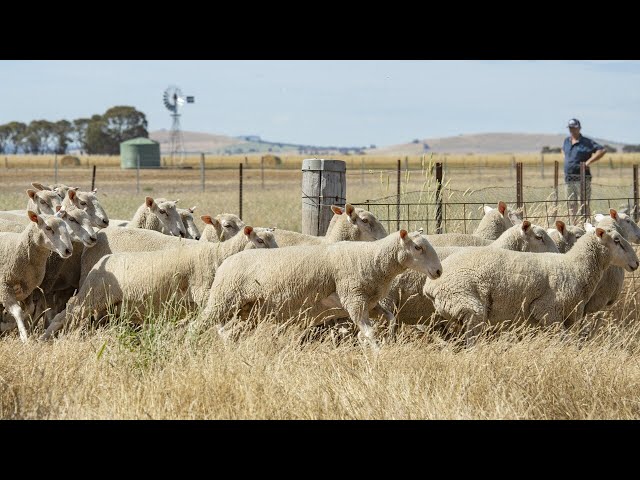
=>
[586,140,606,166]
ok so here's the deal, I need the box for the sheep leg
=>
[464,312,485,348]
[342,298,379,350]
[370,303,397,342]
[0,288,29,342]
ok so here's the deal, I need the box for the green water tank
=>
[120,137,161,169]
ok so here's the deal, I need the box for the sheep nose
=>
[195,236,200,240]
[65,248,72,256]
[90,236,97,243]
[180,230,186,238]
[103,219,109,226]
[433,268,442,278]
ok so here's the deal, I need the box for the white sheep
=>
[583,209,640,318]
[199,229,442,348]
[546,221,585,253]
[129,196,185,237]
[426,201,523,246]
[422,228,639,347]
[26,188,63,215]
[42,226,278,340]
[199,213,245,242]
[0,210,73,342]
[379,221,559,332]
[28,183,110,228]
[272,204,388,247]
[178,206,200,240]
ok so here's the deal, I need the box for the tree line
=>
[0,106,148,155]
[541,144,618,154]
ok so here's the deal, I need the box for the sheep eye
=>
[414,245,422,251]
[40,200,46,204]
[257,238,264,244]
[69,218,77,223]
[45,226,52,232]
[159,209,166,215]
[614,238,620,244]
[80,201,87,206]
[223,224,231,228]
[361,218,369,223]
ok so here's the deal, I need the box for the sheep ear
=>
[174,199,180,205]
[55,205,61,213]
[243,226,254,236]
[189,206,196,213]
[483,205,494,215]
[521,220,531,231]
[345,203,356,219]
[55,208,66,218]
[594,213,605,223]
[200,215,214,226]
[555,220,565,234]
[509,211,523,225]
[595,227,606,239]
[145,196,155,209]
[331,205,344,215]
[498,201,507,215]
[27,210,39,223]
[68,189,76,201]
[610,209,618,220]
[27,189,37,200]
[31,182,49,191]
[399,229,408,240]
[92,188,98,193]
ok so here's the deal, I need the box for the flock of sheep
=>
[1,183,639,348]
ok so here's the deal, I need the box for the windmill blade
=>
[177,96,185,106]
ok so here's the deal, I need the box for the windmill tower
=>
[163,85,194,165]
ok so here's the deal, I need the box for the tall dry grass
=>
[3,303,640,419]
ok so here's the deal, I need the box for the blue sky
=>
[1,60,639,146]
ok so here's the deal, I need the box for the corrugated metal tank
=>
[120,137,161,169]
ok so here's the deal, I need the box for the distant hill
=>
[369,133,626,155]
[149,130,367,156]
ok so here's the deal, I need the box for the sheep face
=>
[56,207,98,248]
[333,204,388,241]
[596,228,639,272]
[203,213,244,241]
[399,230,442,280]
[146,197,185,237]
[68,188,110,228]
[27,189,63,215]
[28,211,73,259]
[243,226,279,249]
[526,223,559,253]
[610,210,640,244]
[179,207,201,240]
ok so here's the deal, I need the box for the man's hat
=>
[567,118,581,128]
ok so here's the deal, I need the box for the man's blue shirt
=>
[562,135,603,180]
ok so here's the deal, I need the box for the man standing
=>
[562,118,606,223]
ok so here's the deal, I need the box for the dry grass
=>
[2,157,640,419]
[3,309,640,419]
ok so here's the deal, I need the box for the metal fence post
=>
[397,159,401,231]
[435,162,443,234]
[634,164,639,222]
[553,160,559,220]
[239,163,243,220]
[200,153,205,192]
[91,165,96,191]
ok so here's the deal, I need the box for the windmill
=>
[163,85,195,165]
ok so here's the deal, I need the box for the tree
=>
[22,120,55,154]
[603,144,617,153]
[0,124,11,154]
[53,120,73,154]
[6,121,26,153]
[85,115,110,155]
[623,145,640,153]
[71,118,91,154]
[102,106,148,154]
